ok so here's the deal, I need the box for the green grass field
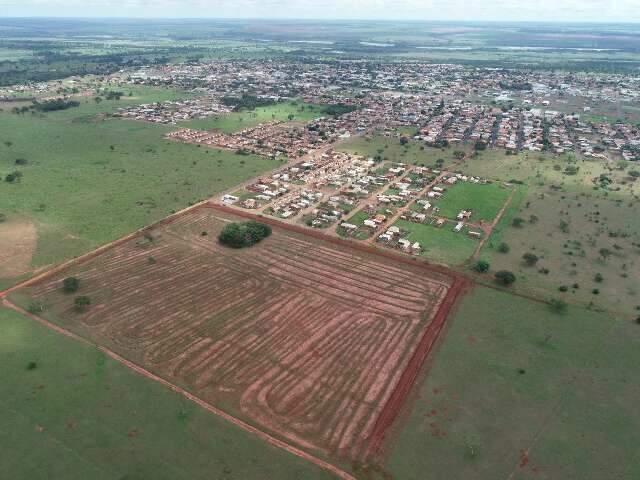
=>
[462,150,640,316]
[0,306,334,480]
[386,286,640,480]
[182,102,329,133]
[435,181,512,223]
[337,135,468,169]
[395,219,477,265]
[0,88,276,285]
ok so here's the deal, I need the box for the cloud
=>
[0,0,638,21]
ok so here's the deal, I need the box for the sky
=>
[0,0,638,22]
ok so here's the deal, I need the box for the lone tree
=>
[473,260,490,273]
[522,252,539,266]
[495,270,516,286]
[219,221,272,249]
[74,296,91,312]
[549,298,568,314]
[62,277,80,293]
[497,242,510,253]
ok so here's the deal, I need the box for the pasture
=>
[386,286,640,480]
[0,94,276,286]
[8,206,459,467]
[461,150,640,316]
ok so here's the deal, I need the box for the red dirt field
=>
[6,205,466,467]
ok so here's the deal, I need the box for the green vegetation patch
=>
[394,219,477,265]
[435,181,512,223]
[386,286,640,479]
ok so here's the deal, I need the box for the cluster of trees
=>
[323,103,358,117]
[222,94,276,111]
[218,221,272,249]
[32,99,80,112]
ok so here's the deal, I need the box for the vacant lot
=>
[0,305,335,480]
[386,286,640,480]
[337,135,468,169]
[9,207,458,467]
[395,219,478,266]
[182,102,330,133]
[435,181,512,224]
[0,94,275,286]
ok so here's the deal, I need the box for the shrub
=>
[512,217,525,228]
[219,221,272,249]
[0,212,6,223]
[594,273,604,283]
[62,277,80,293]
[495,270,516,286]
[497,242,510,254]
[549,298,568,314]
[522,252,539,266]
[74,296,91,311]
[26,361,38,370]
[472,260,490,273]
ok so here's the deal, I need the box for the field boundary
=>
[208,203,472,458]
[1,297,356,480]
[1,200,470,474]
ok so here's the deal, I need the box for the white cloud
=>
[0,0,638,21]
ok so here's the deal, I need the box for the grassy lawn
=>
[337,135,468,169]
[395,219,477,266]
[386,286,640,480]
[0,95,276,284]
[0,306,334,480]
[181,102,329,133]
[435,181,512,223]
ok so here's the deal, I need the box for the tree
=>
[549,298,568,314]
[473,260,490,273]
[497,242,510,253]
[5,171,22,183]
[62,277,80,293]
[512,217,525,228]
[599,248,612,261]
[594,273,604,283]
[219,221,272,248]
[74,296,91,312]
[0,213,6,223]
[522,252,539,266]
[495,270,516,286]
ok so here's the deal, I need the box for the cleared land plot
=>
[9,206,457,464]
[434,181,512,223]
[394,219,478,266]
[182,102,329,133]
[337,135,468,169]
[0,305,335,480]
[386,286,640,480]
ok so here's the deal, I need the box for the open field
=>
[0,94,276,286]
[460,150,640,316]
[337,135,468,169]
[182,101,331,133]
[394,219,478,266]
[8,206,462,467]
[434,181,512,223]
[386,286,640,479]
[0,304,336,480]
